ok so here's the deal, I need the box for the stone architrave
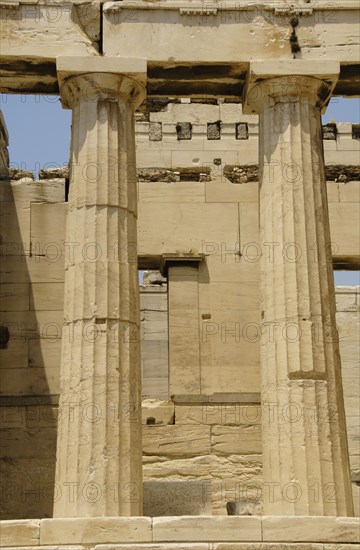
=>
[53,57,146,517]
[243,60,354,516]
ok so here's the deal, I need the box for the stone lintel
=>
[160,253,205,276]
[243,60,340,114]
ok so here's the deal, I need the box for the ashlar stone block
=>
[152,516,262,542]
[143,481,212,516]
[40,518,152,545]
[0,519,40,546]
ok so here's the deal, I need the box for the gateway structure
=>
[0,1,359,547]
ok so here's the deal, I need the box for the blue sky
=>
[1,93,359,285]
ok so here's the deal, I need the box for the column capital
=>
[242,60,339,115]
[56,56,147,109]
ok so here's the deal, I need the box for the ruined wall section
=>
[0,173,65,520]
[135,102,360,176]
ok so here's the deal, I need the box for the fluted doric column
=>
[54,58,146,517]
[243,61,353,516]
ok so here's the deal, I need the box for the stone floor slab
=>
[262,517,360,543]
[39,518,152,545]
[0,519,40,547]
[152,516,262,542]
[212,545,325,550]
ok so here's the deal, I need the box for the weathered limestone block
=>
[339,181,360,203]
[350,482,360,517]
[0,547,85,550]
[0,406,25,429]
[0,544,356,550]
[0,427,56,459]
[140,280,169,400]
[262,516,360,542]
[336,289,358,312]
[139,182,205,206]
[0,193,31,253]
[175,404,261,426]
[4,169,34,181]
[30,203,66,258]
[142,271,167,286]
[168,266,200,395]
[143,481,212,516]
[0,339,28,370]
[92,545,210,550]
[28,339,62,371]
[150,103,220,124]
[1,4,97,95]
[205,181,258,203]
[143,454,262,515]
[138,201,240,258]
[142,400,174,426]
[0,253,65,285]
[0,179,65,261]
[26,405,57,429]
[152,516,262,542]
[211,425,262,455]
[327,181,340,203]
[38,167,69,180]
[143,426,211,457]
[329,203,360,261]
[0,283,30,311]
[0,456,55,520]
[0,519,40,546]
[40,518,152,545]
[0,366,59,397]
[213,546,324,550]
[30,283,64,312]
[223,165,258,183]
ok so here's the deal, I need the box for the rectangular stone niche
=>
[176,122,192,140]
[236,122,248,140]
[143,480,212,516]
[207,121,221,140]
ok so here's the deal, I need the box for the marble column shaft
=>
[54,63,146,517]
[244,62,354,516]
